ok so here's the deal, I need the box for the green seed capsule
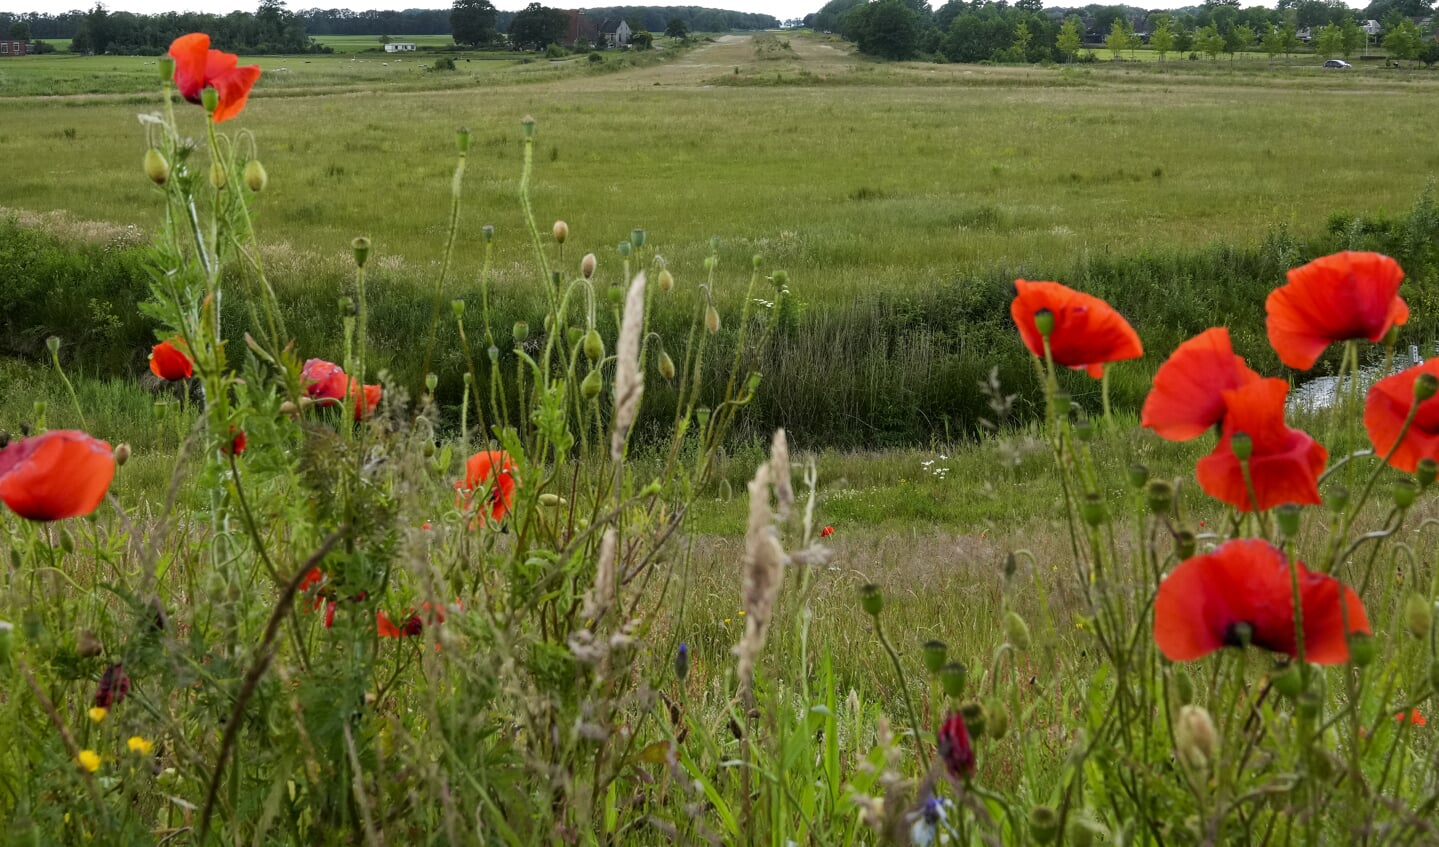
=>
[583,329,604,363]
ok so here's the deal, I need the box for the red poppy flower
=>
[324,600,337,628]
[222,426,246,456]
[1265,251,1407,371]
[1364,360,1439,473]
[820,525,834,538]
[937,711,976,781]
[1195,378,1327,511]
[168,33,262,123]
[1010,279,1143,378]
[351,380,382,421]
[1396,708,1427,726]
[0,430,116,521]
[298,567,325,593]
[302,358,348,404]
[149,339,193,381]
[455,450,518,522]
[1154,539,1368,664]
[376,609,401,638]
[1141,328,1261,441]
[94,662,131,709]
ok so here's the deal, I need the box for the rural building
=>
[384,42,417,53]
[0,40,29,56]
[598,19,631,48]
[564,10,599,47]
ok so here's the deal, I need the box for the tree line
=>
[814,0,1438,66]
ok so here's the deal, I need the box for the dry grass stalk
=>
[580,527,618,624]
[736,460,786,704]
[610,271,647,462]
[770,428,793,523]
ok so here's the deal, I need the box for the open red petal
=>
[1011,280,1142,378]
[1195,379,1325,511]
[0,431,116,521]
[168,33,210,103]
[1364,360,1439,473]
[456,450,518,522]
[301,358,348,403]
[352,382,382,421]
[376,610,401,638]
[209,63,262,123]
[1141,328,1261,441]
[1265,251,1406,370]
[149,339,194,381]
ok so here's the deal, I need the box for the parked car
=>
[1322,59,1352,69]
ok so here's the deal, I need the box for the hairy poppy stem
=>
[870,615,926,773]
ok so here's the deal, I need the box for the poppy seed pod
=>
[1326,485,1350,512]
[1033,308,1055,337]
[583,329,604,363]
[481,224,494,242]
[1275,503,1301,538]
[607,286,623,306]
[513,322,529,343]
[939,662,967,698]
[1404,592,1432,640]
[751,254,763,270]
[658,351,676,382]
[425,373,438,392]
[581,253,597,279]
[771,270,788,287]
[1174,667,1194,706]
[630,228,646,248]
[455,126,470,153]
[1028,807,1060,845]
[705,305,721,335]
[1174,529,1196,560]
[1175,705,1218,771]
[566,326,583,347]
[144,149,170,185]
[244,159,268,192]
[351,237,370,268]
[520,115,536,138]
[552,220,568,244]
[1229,431,1253,461]
[450,299,465,319]
[1146,480,1173,514]
[1394,478,1418,509]
[1418,458,1438,488]
[1347,632,1376,667]
[617,241,631,257]
[1127,464,1149,489]
[958,700,986,739]
[1003,551,1017,581]
[921,640,947,674]
[658,268,674,292]
[209,161,227,190]
[1080,493,1106,527]
[1005,612,1032,652]
[200,85,219,113]
[581,369,602,400]
[859,584,883,617]
[1416,372,1439,402]
[77,630,103,658]
[158,56,174,82]
[1074,416,1094,442]
[985,697,1009,739]
[46,336,61,355]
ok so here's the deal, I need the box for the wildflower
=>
[1141,327,1260,441]
[222,426,246,456]
[1009,279,1142,378]
[1195,378,1326,511]
[937,710,976,781]
[0,430,116,521]
[455,450,518,522]
[1365,361,1439,473]
[127,736,154,755]
[1154,539,1369,664]
[377,609,425,638]
[88,707,108,723]
[301,358,348,404]
[820,525,835,538]
[298,567,325,593]
[1396,708,1426,726]
[76,750,101,773]
[1266,251,1407,370]
[350,380,382,421]
[148,339,193,381]
[94,662,131,708]
[1174,705,1219,771]
[168,33,262,123]
[907,796,954,847]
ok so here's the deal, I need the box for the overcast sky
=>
[0,1,1351,22]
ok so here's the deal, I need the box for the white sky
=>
[0,1,1350,23]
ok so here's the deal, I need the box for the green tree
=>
[631,28,653,49]
[1197,24,1224,59]
[1105,17,1131,59]
[1056,17,1082,61]
[9,20,32,41]
[1314,22,1343,56]
[508,2,566,51]
[1012,20,1032,54]
[1230,23,1255,57]
[1174,25,1195,53]
[1150,17,1175,60]
[451,0,497,47]
[1383,18,1423,63]
[845,0,919,60]
[664,17,688,39]
[1280,24,1302,55]
[1261,22,1286,56]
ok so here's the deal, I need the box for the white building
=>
[384,42,417,53]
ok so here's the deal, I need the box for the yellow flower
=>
[87,707,108,723]
[738,611,746,616]
[724,618,732,624]
[127,736,154,756]
[77,750,101,772]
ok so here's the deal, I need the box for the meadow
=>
[1,31,1438,845]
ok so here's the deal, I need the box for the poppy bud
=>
[1415,373,1439,402]
[675,643,689,682]
[940,661,967,698]
[553,220,568,244]
[583,329,604,363]
[425,373,438,393]
[617,241,632,257]
[1230,432,1252,461]
[482,225,495,243]
[520,115,536,138]
[704,256,716,271]
[244,159,268,193]
[658,352,676,381]
[985,696,1009,739]
[1394,478,1418,509]
[422,442,436,458]
[959,700,986,739]
[921,640,947,673]
[58,528,74,554]
[1174,668,1194,706]
[351,236,369,268]
[209,161,227,190]
[581,369,602,400]
[113,443,131,466]
[607,286,623,306]
[1080,493,1106,527]
[1175,529,1196,560]
[859,584,883,617]
[1275,503,1301,538]
[751,254,763,270]
[566,326,583,348]
[630,228,646,248]
[1326,485,1350,513]
[580,253,597,280]
[1271,662,1303,698]
[144,148,170,185]
[513,322,529,343]
[1418,458,1438,489]
[1404,592,1432,640]
[718,479,732,501]
[1002,552,1017,581]
[1127,464,1149,489]
[1347,632,1376,667]
[77,630,103,658]
[1029,806,1060,845]
[1005,611,1032,652]
[1033,308,1055,337]
[201,86,219,114]
[705,305,721,335]
[538,493,563,506]
[1175,705,1218,771]
[297,396,314,411]
[1073,416,1094,442]
[46,336,60,355]
[771,270,788,287]
[659,268,674,292]
[158,56,174,82]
